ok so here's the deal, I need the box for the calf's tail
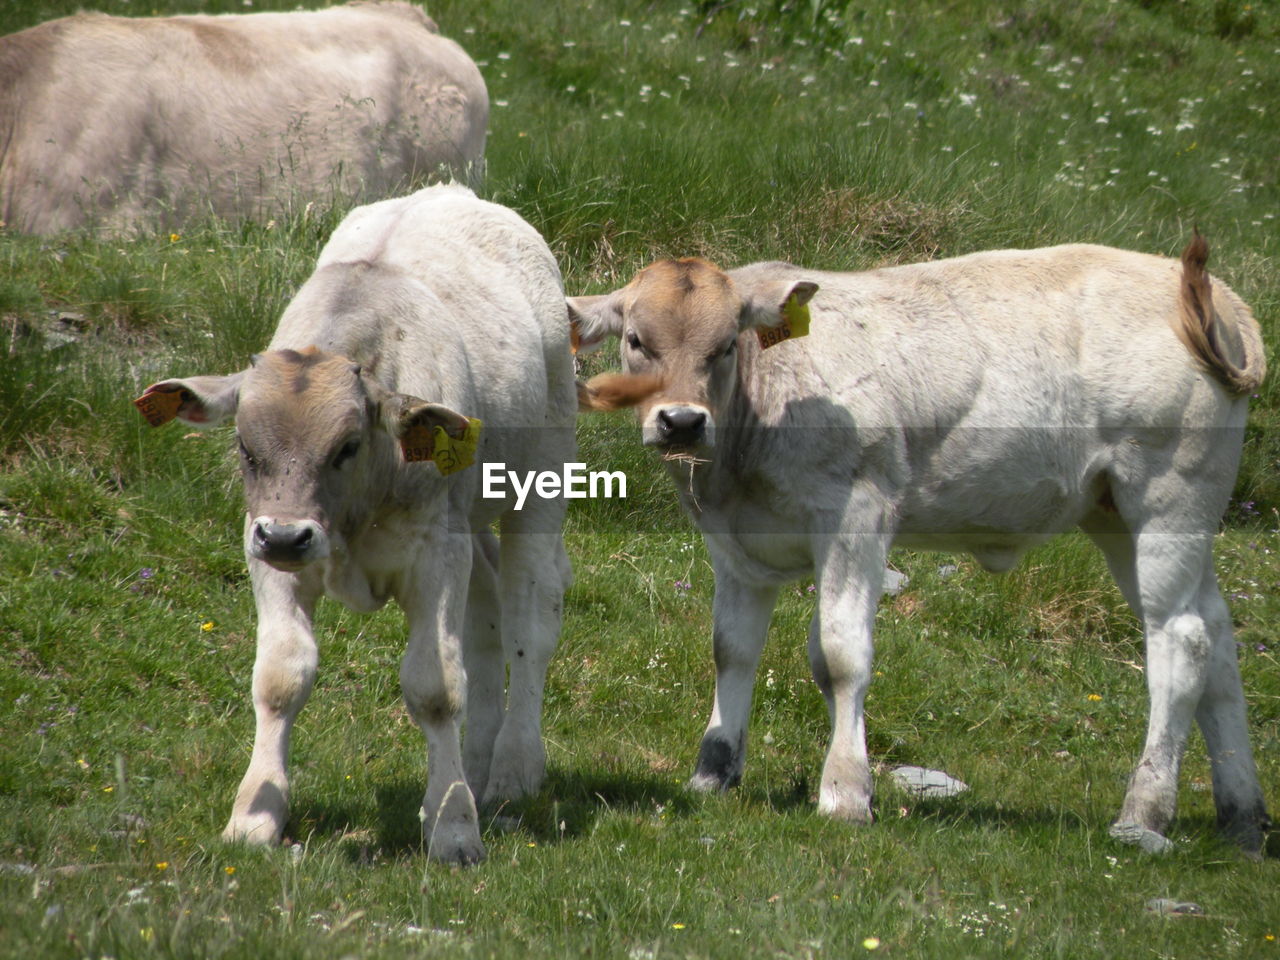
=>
[1176,230,1266,395]
[576,372,663,412]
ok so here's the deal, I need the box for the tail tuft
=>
[577,372,663,412]
[1174,230,1265,396]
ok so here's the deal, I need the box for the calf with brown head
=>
[568,238,1271,857]
[569,258,815,450]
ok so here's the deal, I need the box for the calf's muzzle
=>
[249,517,330,569]
[651,404,710,449]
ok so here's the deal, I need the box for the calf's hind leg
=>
[1193,572,1270,854]
[1101,528,1266,853]
[462,531,503,802]
[482,506,572,804]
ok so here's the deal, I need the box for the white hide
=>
[0,3,487,234]
[147,185,575,864]
[576,242,1270,854]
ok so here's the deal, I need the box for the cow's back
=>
[725,246,1258,546]
[736,246,1244,432]
[0,3,487,234]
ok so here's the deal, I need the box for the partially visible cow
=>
[1,3,486,235]
[135,185,573,864]
[568,234,1271,855]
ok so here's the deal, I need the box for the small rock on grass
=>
[882,569,910,596]
[889,765,969,798]
[1145,898,1203,917]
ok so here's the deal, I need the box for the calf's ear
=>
[133,373,245,428]
[566,291,626,354]
[738,279,819,333]
[394,400,472,441]
[377,392,477,466]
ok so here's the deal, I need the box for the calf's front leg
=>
[223,555,321,845]
[401,538,485,865]
[689,556,779,793]
[809,533,887,823]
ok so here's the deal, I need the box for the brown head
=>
[134,347,471,571]
[567,258,817,450]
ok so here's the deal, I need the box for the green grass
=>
[2,0,1279,957]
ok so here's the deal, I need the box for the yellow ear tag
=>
[756,292,812,350]
[431,417,482,476]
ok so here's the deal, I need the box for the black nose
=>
[657,407,707,445]
[253,520,314,561]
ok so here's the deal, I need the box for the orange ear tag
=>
[133,386,185,426]
[570,320,581,355]
[756,293,812,350]
[400,417,483,473]
[399,422,436,463]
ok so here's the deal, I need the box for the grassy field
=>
[2,0,1278,957]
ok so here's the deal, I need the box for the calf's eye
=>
[237,437,259,471]
[332,439,361,469]
[707,340,736,366]
[627,331,643,352]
